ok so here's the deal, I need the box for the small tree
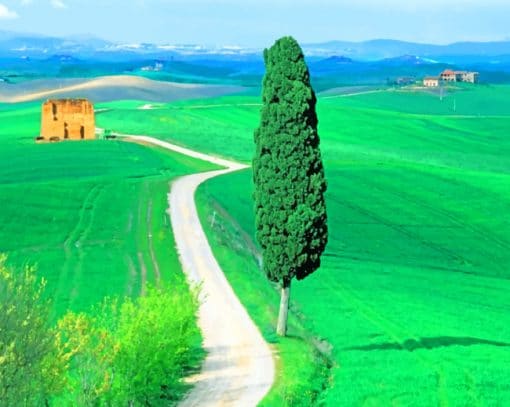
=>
[0,255,67,405]
[253,36,328,336]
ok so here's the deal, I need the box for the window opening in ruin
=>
[52,103,58,121]
[80,126,85,139]
[64,122,69,139]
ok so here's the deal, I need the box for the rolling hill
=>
[0,75,244,103]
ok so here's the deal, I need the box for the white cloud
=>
[50,0,67,9]
[0,4,18,18]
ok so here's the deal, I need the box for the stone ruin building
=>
[39,99,95,142]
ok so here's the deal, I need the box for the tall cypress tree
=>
[253,36,328,336]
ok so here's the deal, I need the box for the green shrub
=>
[0,254,201,406]
[56,308,119,406]
[111,284,201,405]
[57,283,201,406]
[0,255,67,405]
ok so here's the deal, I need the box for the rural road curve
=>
[123,135,275,406]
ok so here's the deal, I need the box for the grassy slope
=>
[0,102,217,317]
[99,86,510,405]
[325,83,510,116]
[96,96,260,162]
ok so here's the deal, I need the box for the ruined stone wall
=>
[40,99,95,141]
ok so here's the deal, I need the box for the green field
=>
[98,86,510,405]
[322,83,510,116]
[95,96,260,162]
[4,84,510,404]
[0,102,217,317]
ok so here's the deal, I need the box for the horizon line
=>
[1,29,509,48]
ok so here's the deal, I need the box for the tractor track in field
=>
[136,183,151,295]
[125,254,138,297]
[122,135,275,407]
[146,198,161,283]
[410,171,510,248]
[328,174,488,405]
[331,196,468,265]
[138,251,148,296]
[346,171,510,254]
[63,185,103,252]
[58,184,104,306]
[331,275,481,406]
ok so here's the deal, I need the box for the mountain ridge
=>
[1,31,510,60]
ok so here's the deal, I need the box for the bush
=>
[58,283,201,406]
[56,308,119,405]
[0,255,67,405]
[111,284,201,405]
[0,254,201,406]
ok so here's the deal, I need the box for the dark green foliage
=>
[253,36,328,285]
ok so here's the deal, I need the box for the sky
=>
[0,0,509,47]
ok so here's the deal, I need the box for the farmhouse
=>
[439,69,457,82]
[439,69,479,83]
[457,71,479,83]
[423,77,439,87]
[39,99,95,142]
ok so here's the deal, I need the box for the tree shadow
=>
[344,336,510,352]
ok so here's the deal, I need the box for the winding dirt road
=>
[123,135,275,406]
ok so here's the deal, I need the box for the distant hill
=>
[319,56,354,64]
[45,55,82,63]
[379,55,437,65]
[303,39,510,60]
[1,32,510,89]
[0,31,261,61]
[2,31,510,61]
[0,31,111,57]
[0,75,244,103]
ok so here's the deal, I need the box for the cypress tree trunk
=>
[276,279,291,336]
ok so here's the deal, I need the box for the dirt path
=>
[123,135,275,406]
[321,89,385,99]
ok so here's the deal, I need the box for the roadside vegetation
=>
[0,256,202,406]
[0,255,66,405]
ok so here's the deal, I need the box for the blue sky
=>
[0,0,509,46]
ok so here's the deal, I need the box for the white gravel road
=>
[124,135,275,406]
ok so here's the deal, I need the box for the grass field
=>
[321,83,510,116]
[0,102,217,317]
[5,83,510,404]
[98,86,510,405]
[95,96,260,162]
